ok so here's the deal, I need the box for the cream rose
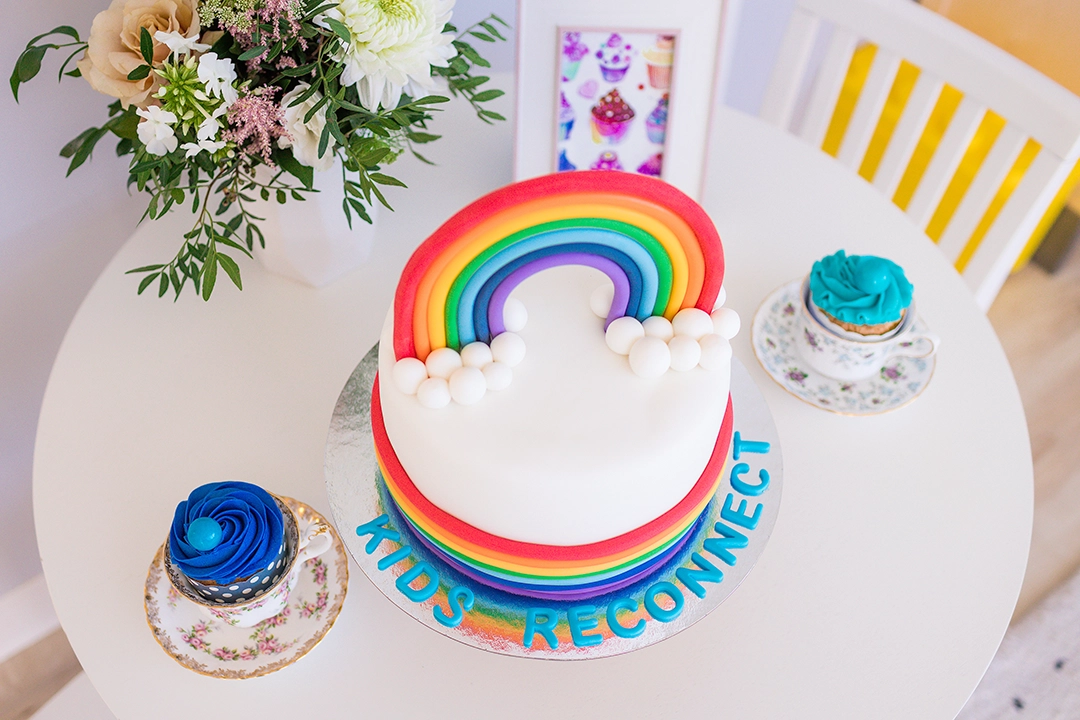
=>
[76,0,200,108]
[278,84,336,172]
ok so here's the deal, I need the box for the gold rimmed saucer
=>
[751,279,936,416]
[143,497,348,679]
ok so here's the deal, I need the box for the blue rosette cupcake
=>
[167,481,292,603]
[809,250,913,336]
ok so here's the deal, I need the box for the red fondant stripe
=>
[392,172,724,360]
[371,375,734,563]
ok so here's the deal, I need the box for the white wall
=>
[0,0,787,598]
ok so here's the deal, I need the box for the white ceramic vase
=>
[253,162,377,287]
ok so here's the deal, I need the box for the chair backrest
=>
[760,0,1080,309]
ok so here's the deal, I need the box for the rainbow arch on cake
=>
[392,172,726,360]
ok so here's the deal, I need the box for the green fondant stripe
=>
[444,218,674,349]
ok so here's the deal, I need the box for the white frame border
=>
[514,0,727,199]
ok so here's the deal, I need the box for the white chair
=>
[760,0,1080,309]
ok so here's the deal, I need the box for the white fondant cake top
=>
[377,266,731,546]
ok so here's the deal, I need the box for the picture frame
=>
[514,0,728,199]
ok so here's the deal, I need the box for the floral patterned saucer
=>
[751,280,935,416]
[144,498,348,679]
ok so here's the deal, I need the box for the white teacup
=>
[796,278,939,381]
[165,496,333,628]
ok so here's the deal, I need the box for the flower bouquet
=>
[10,0,507,300]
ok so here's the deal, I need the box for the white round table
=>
[34,95,1032,718]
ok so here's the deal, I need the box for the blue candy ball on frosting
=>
[809,250,913,326]
[168,481,284,584]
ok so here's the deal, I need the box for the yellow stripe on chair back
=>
[760,0,1080,310]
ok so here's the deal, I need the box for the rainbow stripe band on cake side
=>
[392,172,725,361]
[371,381,734,599]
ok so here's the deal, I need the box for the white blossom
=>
[154,29,211,58]
[182,138,227,157]
[136,106,178,156]
[321,0,456,111]
[197,52,238,107]
[278,83,336,171]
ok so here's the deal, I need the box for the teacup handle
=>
[886,332,940,360]
[295,514,333,566]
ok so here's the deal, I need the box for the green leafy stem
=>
[10,6,509,301]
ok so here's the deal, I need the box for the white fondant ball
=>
[490,332,526,367]
[448,367,486,405]
[712,286,727,310]
[668,335,702,371]
[628,336,672,378]
[425,347,462,379]
[460,342,493,368]
[671,308,714,340]
[642,316,674,341]
[711,307,741,339]
[391,357,427,395]
[590,284,614,318]
[503,298,528,332]
[605,316,645,355]
[482,361,513,391]
[416,377,451,409]
[698,333,733,370]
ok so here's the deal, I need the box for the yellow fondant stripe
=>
[955,139,1042,273]
[925,110,1007,243]
[892,84,964,211]
[423,204,691,353]
[858,60,921,182]
[1012,156,1080,271]
[821,42,878,158]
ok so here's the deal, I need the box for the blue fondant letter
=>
[523,608,559,649]
[732,432,771,460]
[644,582,685,623]
[730,465,770,497]
[703,521,749,566]
[675,552,725,599]
[721,493,762,530]
[395,561,440,603]
[606,598,646,639]
[356,515,401,554]
[433,585,475,628]
[567,605,603,648]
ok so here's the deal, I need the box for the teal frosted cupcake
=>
[809,250,913,336]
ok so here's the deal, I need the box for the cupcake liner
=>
[600,66,629,83]
[591,116,631,144]
[646,64,672,89]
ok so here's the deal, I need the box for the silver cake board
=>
[324,345,783,660]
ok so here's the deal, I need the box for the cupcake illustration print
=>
[596,33,633,82]
[643,35,675,89]
[646,94,668,144]
[561,32,588,81]
[558,91,574,141]
[591,88,635,145]
[591,151,623,171]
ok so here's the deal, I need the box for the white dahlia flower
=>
[324,0,456,111]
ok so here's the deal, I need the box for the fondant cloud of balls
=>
[394,299,528,408]
[394,288,740,407]
[594,284,738,378]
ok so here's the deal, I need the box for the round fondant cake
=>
[370,171,740,602]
